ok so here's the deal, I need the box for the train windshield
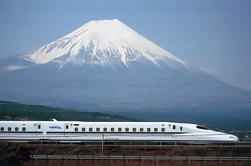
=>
[196,125,209,130]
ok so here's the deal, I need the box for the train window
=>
[15,127,19,131]
[0,127,4,131]
[75,128,78,132]
[161,128,165,132]
[74,124,79,126]
[111,128,115,132]
[125,128,129,132]
[154,128,158,132]
[96,128,100,132]
[66,125,69,129]
[22,127,26,132]
[147,128,151,132]
[82,128,85,132]
[118,128,122,132]
[8,127,11,131]
[173,125,176,130]
[133,128,136,132]
[38,125,41,129]
[103,128,107,132]
[180,127,183,131]
[140,128,144,132]
[196,126,208,130]
[89,128,93,132]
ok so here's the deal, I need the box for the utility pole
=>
[102,134,104,156]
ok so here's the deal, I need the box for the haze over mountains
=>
[0,19,250,112]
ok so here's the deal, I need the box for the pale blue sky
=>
[0,0,251,91]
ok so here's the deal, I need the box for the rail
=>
[25,140,251,147]
[31,155,251,161]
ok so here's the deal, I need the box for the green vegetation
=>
[0,101,137,121]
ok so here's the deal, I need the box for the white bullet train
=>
[0,119,239,143]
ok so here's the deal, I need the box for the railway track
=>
[1,141,251,166]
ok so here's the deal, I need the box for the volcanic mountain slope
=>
[0,19,250,111]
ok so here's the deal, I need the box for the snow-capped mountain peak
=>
[27,19,188,68]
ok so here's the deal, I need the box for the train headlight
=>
[229,135,239,142]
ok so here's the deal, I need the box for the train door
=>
[36,123,45,136]
[64,123,70,136]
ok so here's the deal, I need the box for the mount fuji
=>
[4,19,187,69]
[0,19,250,112]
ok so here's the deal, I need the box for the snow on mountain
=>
[26,19,188,68]
[4,65,28,71]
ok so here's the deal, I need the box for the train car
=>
[0,119,239,143]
